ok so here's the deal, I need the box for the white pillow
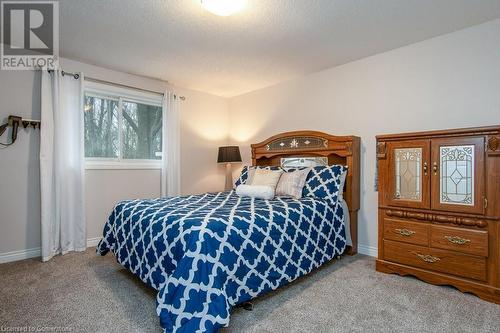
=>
[249,169,283,188]
[275,168,311,199]
[338,169,347,200]
[246,168,256,185]
[236,185,275,200]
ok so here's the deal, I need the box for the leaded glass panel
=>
[440,145,474,205]
[394,148,422,201]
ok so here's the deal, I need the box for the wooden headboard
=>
[251,130,360,255]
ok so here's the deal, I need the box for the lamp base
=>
[224,163,233,191]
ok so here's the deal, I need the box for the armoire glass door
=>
[387,140,431,209]
[431,137,485,214]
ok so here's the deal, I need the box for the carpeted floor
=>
[0,249,498,333]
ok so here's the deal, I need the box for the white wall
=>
[0,58,229,261]
[0,70,42,259]
[228,19,500,255]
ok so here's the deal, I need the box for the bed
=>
[97,131,360,333]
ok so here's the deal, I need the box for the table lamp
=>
[217,146,242,191]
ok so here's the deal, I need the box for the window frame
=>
[84,81,164,170]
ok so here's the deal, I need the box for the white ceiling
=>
[60,0,500,97]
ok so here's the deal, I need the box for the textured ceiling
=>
[59,0,500,97]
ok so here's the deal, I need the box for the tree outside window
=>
[84,93,162,161]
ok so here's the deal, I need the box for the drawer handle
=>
[444,235,471,245]
[416,253,441,263]
[395,228,416,237]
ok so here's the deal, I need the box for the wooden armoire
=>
[376,126,500,304]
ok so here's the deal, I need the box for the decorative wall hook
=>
[0,115,40,147]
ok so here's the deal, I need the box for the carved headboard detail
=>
[251,130,361,255]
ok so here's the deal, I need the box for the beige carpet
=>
[0,248,498,333]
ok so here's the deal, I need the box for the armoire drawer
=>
[383,218,429,246]
[430,225,488,257]
[383,239,487,281]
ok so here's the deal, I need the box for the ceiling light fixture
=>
[201,0,247,16]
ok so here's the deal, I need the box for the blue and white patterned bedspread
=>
[97,190,346,333]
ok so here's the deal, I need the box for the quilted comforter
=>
[97,190,346,332]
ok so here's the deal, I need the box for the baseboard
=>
[86,237,102,247]
[358,244,378,257]
[0,247,42,264]
[2,239,377,263]
[0,237,102,264]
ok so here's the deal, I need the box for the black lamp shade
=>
[217,146,242,163]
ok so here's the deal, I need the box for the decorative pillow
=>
[302,165,348,205]
[236,184,275,200]
[275,168,311,199]
[233,165,282,188]
[234,166,250,188]
[246,168,256,185]
[249,169,283,188]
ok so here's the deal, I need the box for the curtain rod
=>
[51,70,186,101]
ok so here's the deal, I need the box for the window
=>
[84,82,163,169]
[122,101,162,159]
[84,95,119,158]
